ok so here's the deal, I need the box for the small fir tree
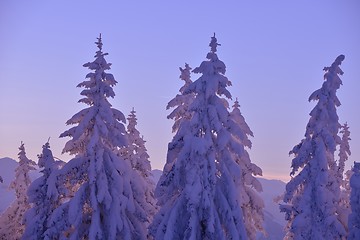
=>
[157,63,195,193]
[348,162,360,239]
[166,63,194,133]
[122,108,157,226]
[230,98,264,239]
[45,35,151,240]
[338,123,351,180]
[22,142,62,240]
[280,55,347,239]
[151,34,261,239]
[0,143,36,240]
[337,123,352,230]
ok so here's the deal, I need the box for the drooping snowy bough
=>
[151,34,264,240]
[280,55,347,240]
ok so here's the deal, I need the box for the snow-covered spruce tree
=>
[22,142,62,240]
[156,63,195,189]
[280,55,347,240]
[150,34,262,239]
[45,35,151,240]
[0,143,36,240]
[348,162,360,239]
[229,98,264,239]
[337,123,352,230]
[122,108,157,225]
[338,123,351,181]
[166,63,194,133]
[342,168,353,207]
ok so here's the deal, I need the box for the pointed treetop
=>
[19,141,25,152]
[209,32,221,53]
[96,33,103,51]
[233,97,240,109]
[43,138,51,150]
[342,122,349,131]
[93,33,109,59]
[82,34,111,71]
[128,107,137,124]
[179,63,192,86]
[334,54,345,67]
[179,63,192,79]
[43,141,50,151]
[45,137,51,147]
[129,107,136,118]
[340,122,351,140]
[323,54,345,76]
[38,140,55,169]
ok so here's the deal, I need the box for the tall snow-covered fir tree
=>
[348,162,360,240]
[22,142,62,240]
[166,63,194,133]
[0,143,36,240]
[122,108,157,226]
[229,98,264,239]
[45,35,152,240]
[150,34,262,240]
[280,55,347,239]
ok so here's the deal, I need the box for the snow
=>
[42,35,152,239]
[151,34,264,239]
[281,55,347,239]
[349,162,360,239]
[0,35,354,240]
[1,156,289,240]
[0,144,37,240]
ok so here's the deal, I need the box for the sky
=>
[0,1,359,181]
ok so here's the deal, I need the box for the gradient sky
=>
[1,1,359,181]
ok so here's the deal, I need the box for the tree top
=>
[95,33,103,51]
[233,97,240,109]
[209,33,221,53]
[323,54,345,75]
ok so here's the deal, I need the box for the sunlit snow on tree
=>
[280,55,347,240]
[22,142,63,240]
[45,35,152,240]
[150,34,264,240]
[337,123,352,231]
[120,108,157,227]
[166,63,195,133]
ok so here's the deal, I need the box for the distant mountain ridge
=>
[0,157,41,213]
[0,157,18,213]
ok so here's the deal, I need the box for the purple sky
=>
[1,1,359,181]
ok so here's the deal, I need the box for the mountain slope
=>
[0,157,40,214]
